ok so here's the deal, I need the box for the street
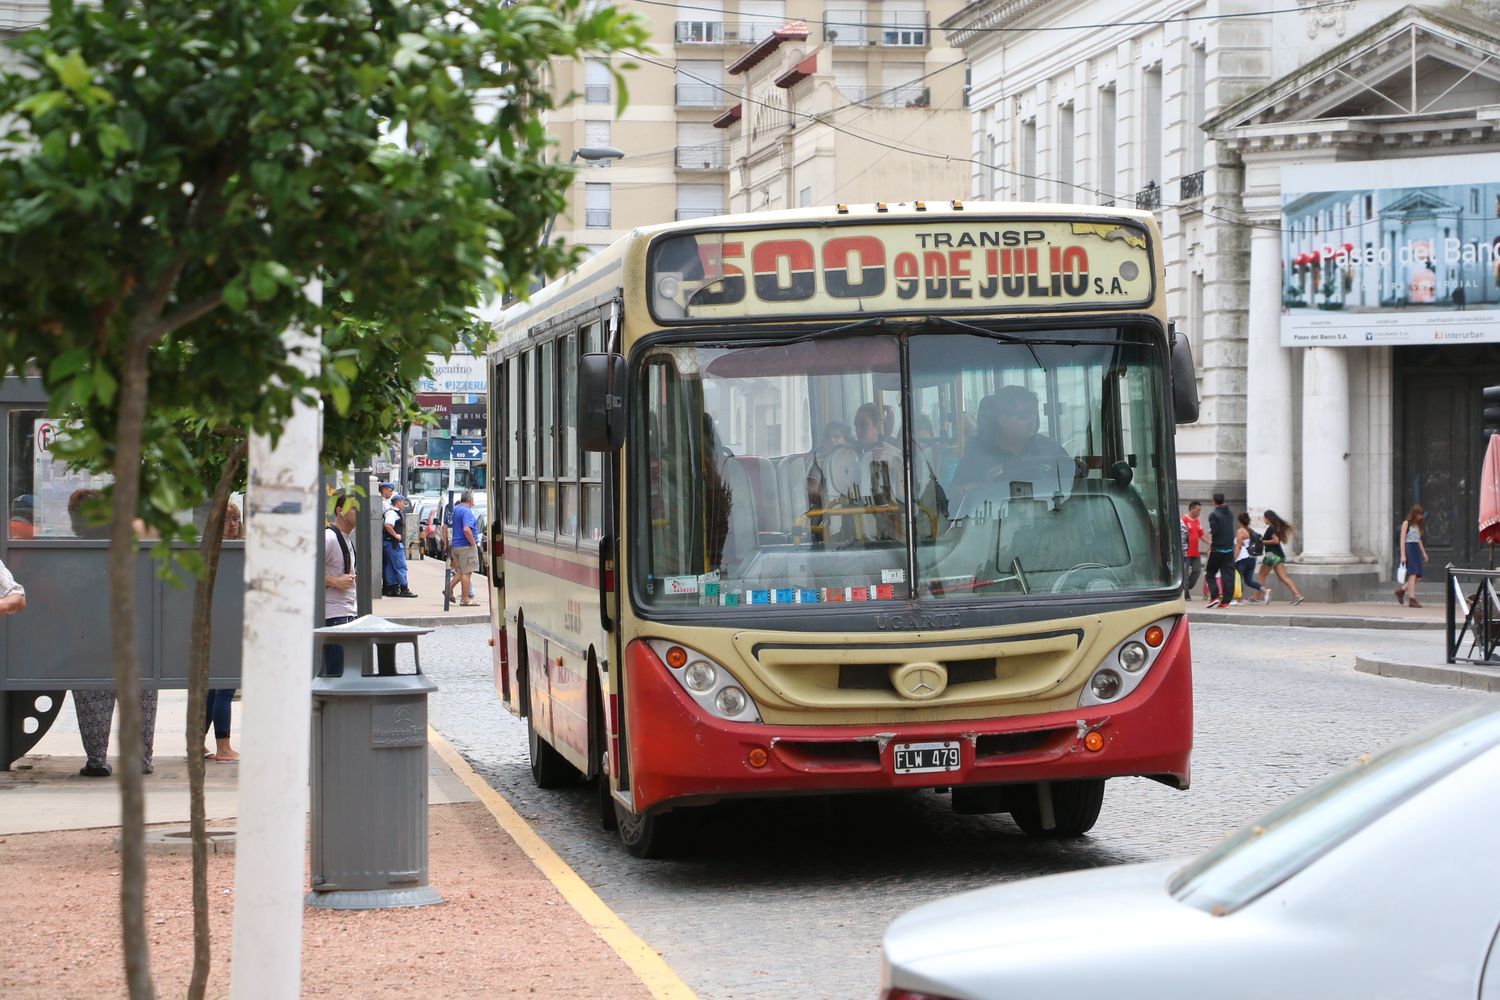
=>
[417,620,1490,1000]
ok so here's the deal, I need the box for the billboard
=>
[417,354,486,393]
[1281,154,1500,346]
[415,393,485,434]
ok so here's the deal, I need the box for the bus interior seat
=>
[725,454,787,542]
[716,455,761,570]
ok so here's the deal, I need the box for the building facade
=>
[946,0,1500,597]
[543,1,971,253]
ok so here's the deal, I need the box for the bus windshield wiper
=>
[776,315,889,344]
[923,315,1049,372]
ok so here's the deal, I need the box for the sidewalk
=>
[0,690,666,999]
[1183,594,1445,631]
[371,552,490,626]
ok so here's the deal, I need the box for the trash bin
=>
[306,615,443,910]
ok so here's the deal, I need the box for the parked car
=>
[880,701,1500,1000]
[416,502,445,560]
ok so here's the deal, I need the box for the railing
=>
[585,209,611,228]
[881,9,929,46]
[824,10,867,45]
[675,83,726,108]
[837,85,928,108]
[823,9,928,46]
[675,207,722,221]
[675,144,729,170]
[1135,181,1161,210]
[675,20,724,44]
[584,84,610,104]
[1447,567,1500,664]
[1180,170,1205,201]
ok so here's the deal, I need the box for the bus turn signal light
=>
[747,747,769,768]
[665,645,688,669]
[1145,625,1165,647]
[1084,731,1105,752]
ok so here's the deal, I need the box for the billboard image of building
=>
[1281,153,1500,346]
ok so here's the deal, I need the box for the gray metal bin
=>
[306,615,442,910]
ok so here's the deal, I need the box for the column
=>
[1300,346,1353,559]
[1244,221,1294,516]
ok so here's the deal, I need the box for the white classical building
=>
[946,0,1500,598]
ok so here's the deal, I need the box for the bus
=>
[486,201,1199,857]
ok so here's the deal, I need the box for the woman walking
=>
[1254,509,1305,605]
[1395,505,1429,607]
[1235,512,1265,604]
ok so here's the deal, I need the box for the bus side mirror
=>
[579,352,627,451]
[1171,331,1200,425]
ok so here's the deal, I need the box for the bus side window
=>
[521,349,536,530]
[581,321,604,543]
[559,331,579,540]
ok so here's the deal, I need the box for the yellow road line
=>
[428,728,697,1000]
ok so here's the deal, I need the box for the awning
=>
[775,54,818,89]
[712,103,742,129]
[728,21,810,75]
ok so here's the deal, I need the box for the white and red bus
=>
[486,202,1199,856]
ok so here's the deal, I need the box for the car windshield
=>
[1169,703,1500,916]
[634,326,1174,610]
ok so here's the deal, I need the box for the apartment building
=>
[945,0,1500,598]
[544,0,971,253]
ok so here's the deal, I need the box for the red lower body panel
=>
[622,620,1193,814]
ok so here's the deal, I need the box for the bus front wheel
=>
[1009,779,1105,837]
[614,801,683,859]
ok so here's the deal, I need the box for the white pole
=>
[230,283,322,999]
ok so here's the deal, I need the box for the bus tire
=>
[614,801,683,859]
[597,747,618,831]
[1009,779,1105,837]
[526,680,575,790]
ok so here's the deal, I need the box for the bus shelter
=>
[0,377,245,769]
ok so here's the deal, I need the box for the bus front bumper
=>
[622,622,1192,814]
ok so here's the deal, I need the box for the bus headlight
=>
[645,639,763,723]
[1078,617,1178,708]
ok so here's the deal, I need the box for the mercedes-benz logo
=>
[890,661,948,701]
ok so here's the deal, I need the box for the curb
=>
[1187,611,1444,631]
[382,613,488,628]
[1354,652,1500,692]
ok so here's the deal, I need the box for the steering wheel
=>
[1050,562,1124,594]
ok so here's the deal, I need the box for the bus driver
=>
[949,385,1075,508]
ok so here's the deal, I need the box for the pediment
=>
[1208,5,1500,132]
[1381,189,1463,216]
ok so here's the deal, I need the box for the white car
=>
[880,701,1500,1000]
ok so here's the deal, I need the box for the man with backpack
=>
[323,492,359,676]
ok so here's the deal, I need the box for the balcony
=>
[838,84,929,108]
[1135,181,1161,211]
[584,84,610,104]
[824,9,928,46]
[676,144,729,170]
[675,207,722,221]
[585,209,611,229]
[675,83,727,109]
[675,20,724,44]
[1179,170,1205,201]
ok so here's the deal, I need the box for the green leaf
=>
[250,262,280,301]
[329,381,351,416]
[16,90,68,119]
[47,350,90,383]
[45,49,91,93]
[93,366,117,405]
[223,277,248,313]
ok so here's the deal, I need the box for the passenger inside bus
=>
[948,385,1077,513]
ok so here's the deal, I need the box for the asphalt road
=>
[416,621,1490,1000]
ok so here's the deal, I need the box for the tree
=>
[0,2,648,996]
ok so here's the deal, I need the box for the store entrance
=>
[1394,345,1500,571]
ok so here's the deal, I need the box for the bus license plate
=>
[892,741,960,774]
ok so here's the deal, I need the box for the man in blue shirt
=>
[447,490,480,607]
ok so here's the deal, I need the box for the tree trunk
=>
[110,333,156,1000]
[187,440,248,1000]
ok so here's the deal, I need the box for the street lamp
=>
[536,144,625,254]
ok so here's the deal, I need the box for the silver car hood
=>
[883,860,1220,996]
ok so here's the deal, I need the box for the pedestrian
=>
[446,489,481,607]
[382,493,418,598]
[378,481,395,513]
[0,555,26,615]
[1254,509,1305,605]
[323,492,359,676]
[1395,504,1429,607]
[1235,511,1265,604]
[204,507,242,760]
[1180,500,1204,600]
[1203,492,1236,608]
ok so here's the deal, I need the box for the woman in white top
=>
[1234,511,1264,604]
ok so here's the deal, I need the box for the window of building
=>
[800,186,813,207]
[676,59,724,108]
[676,182,724,221]
[1098,85,1117,205]
[881,61,925,107]
[585,183,611,229]
[1057,103,1075,200]
[1189,270,1205,363]
[1142,65,1162,191]
[739,0,786,43]
[1020,117,1037,201]
[676,0,724,44]
[585,59,610,105]
[677,121,724,170]
[1188,45,1206,175]
[833,61,867,103]
[584,121,612,165]
[882,1,926,46]
[825,4,866,45]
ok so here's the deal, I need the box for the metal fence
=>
[585,209,611,229]
[1180,169,1205,201]
[1447,566,1500,664]
[823,9,928,46]
[675,207,721,221]
[675,144,728,170]
[675,83,726,108]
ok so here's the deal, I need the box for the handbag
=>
[1396,562,1407,585]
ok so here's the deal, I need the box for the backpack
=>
[326,525,351,574]
[1248,529,1264,557]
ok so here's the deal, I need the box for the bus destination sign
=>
[647,219,1154,322]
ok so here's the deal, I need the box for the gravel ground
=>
[0,802,654,999]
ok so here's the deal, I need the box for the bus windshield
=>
[635,326,1174,610]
